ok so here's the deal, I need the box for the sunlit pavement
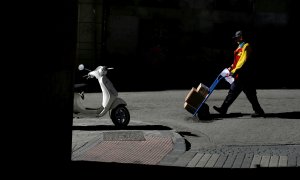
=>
[72,89,300,168]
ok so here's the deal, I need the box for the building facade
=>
[76,0,297,90]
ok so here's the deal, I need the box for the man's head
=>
[232,30,243,43]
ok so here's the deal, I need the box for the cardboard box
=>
[185,87,206,108]
[185,87,196,101]
[184,102,196,114]
[184,83,210,115]
[196,83,209,97]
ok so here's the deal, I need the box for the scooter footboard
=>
[73,93,103,114]
[73,93,86,113]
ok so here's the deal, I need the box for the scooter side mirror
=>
[78,64,84,71]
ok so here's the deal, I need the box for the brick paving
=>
[72,130,184,165]
[72,130,300,168]
[160,144,300,168]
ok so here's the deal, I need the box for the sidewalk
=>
[72,127,300,169]
[71,90,300,170]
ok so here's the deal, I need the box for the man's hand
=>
[226,67,233,77]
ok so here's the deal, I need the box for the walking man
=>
[213,30,265,117]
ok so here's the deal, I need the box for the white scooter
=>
[73,64,130,128]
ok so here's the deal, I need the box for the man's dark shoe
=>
[213,106,227,115]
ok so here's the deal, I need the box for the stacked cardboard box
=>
[184,83,209,114]
[197,83,209,97]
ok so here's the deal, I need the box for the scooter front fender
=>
[97,97,126,118]
[110,97,127,109]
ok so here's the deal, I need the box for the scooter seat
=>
[74,83,87,90]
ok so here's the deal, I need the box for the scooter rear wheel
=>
[110,105,130,128]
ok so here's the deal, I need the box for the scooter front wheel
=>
[110,105,130,128]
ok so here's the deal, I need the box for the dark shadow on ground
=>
[210,112,247,120]
[68,161,299,177]
[177,131,199,137]
[72,124,172,131]
[184,139,191,151]
[176,131,196,151]
[263,111,300,119]
[186,111,300,122]
[185,113,247,122]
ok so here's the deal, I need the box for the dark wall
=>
[7,0,77,173]
[75,0,300,92]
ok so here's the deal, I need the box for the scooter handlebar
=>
[78,64,92,72]
[82,74,92,79]
[78,64,114,79]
